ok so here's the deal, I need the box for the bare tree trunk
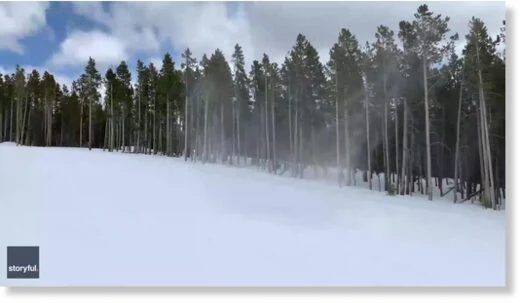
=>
[395,102,400,190]
[167,99,170,156]
[335,65,342,186]
[311,121,317,178]
[79,99,83,147]
[104,117,109,151]
[231,99,236,164]
[400,98,408,195]
[364,78,372,190]
[476,105,485,198]
[344,102,351,186]
[25,99,33,146]
[144,103,148,154]
[136,93,140,153]
[453,82,463,203]
[423,57,433,200]
[110,83,114,152]
[203,96,208,163]
[184,85,189,159]
[237,104,241,165]
[89,95,92,150]
[60,108,64,146]
[293,96,299,176]
[122,107,126,152]
[1,108,6,141]
[439,106,446,196]
[153,95,156,155]
[157,114,164,155]
[383,73,390,191]
[409,128,415,195]
[47,96,52,146]
[477,53,496,208]
[194,97,199,162]
[15,98,19,145]
[9,97,14,142]
[20,96,29,146]
[259,104,265,169]
[220,102,225,163]
[288,81,293,164]
[265,77,271,172]
[271,80,276,172]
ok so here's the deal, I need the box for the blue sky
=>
[0,1,505,89]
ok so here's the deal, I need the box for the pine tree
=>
[231,44,250,166]
[80,57,102,151]
[403,4,455,200]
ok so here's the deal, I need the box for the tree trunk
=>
[194,96,199,162]
[423,57,433,200]
[395,102,399,191]
[335,64,342,186]
[158,115,162,155]
[110,84,114,152]
[89,95,92,150]
[364,77,372,190]
[122,107,126,152]
[184,81,189,159]
[298,111,304,178]
[231,98,235,164]
[453,80,463,202]
[293,94,299,176]
[144,102,148,154]
[104,117,109,151]
[288,80,293,166]
[153,95,156,155]
[47,97,52,146]
[167,99,170,156]
[400,98,408,195]
[237,104,241,165]
[311,121,317,178]
[2,107,7,141]
[220,102,225,163]
[79,99,83,147]
[271,81,276,172]
[383,74,390,191]
[265,77,271,172]
[410,129,415,195]
[9,97,14,142]
[20,96,29,146]
[478,74,496,208]
[344,102,351,186]
[203,96,208,163]
[136,93,141,153]
[60,109,64,146]
[25,99,33,146]
[439,106,446,196]
[476,104,485,198]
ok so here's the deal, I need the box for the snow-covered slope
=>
[0,143,506,286]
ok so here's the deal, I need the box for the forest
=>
[0,5,506,209]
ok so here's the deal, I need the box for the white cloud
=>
[71,2,255,67]
[49,30,128,68]
[68,1,504,73]
[0,2,49,53]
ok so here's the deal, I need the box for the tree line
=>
[0,5,505,209]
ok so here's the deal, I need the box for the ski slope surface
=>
[0,143,506,286]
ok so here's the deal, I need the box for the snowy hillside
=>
[0,142,506,286]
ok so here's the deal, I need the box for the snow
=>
[0,142,506,286]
